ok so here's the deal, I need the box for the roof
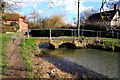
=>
[87,10,120,22]
[2,13,26,21]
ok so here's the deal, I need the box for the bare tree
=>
[0,0,6,13]
[81,8,96,23]
[36,17,44,26]
[0,0,22,13]
[28,10,40,24]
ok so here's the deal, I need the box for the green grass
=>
[0,33,38,78]
[99,37,120,47]
[87,37,120,44]
[86,37,120,42]
[0,33,12,75]
[100,38,120,43]
[20,38,39,78]
[88,37,120,51]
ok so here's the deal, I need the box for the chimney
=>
[114,3,119,10]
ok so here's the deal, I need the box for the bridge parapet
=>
[34,37,50,45]
[34,37,94,49]
[50,38,74,48]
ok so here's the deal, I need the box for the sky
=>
[4,0,120,23]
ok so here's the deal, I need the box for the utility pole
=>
[77,0,80,37]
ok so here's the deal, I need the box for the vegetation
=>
[100,38,120,51]
[0,33,12,75]
[0,0,22,13]
[20,38,39,78]
[100,38,120,42]
[28,14,67,29]
[88,37,120,52]
[28,10,40,24]
[0,0,6,12]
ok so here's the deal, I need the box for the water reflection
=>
[41,49,118,78]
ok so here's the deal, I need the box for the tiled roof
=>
[2,13,25,21]
[88,10,119,22]
[2,13,20,21]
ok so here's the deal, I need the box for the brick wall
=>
[19,18,28,33]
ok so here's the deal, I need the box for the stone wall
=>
[35,37,120,52]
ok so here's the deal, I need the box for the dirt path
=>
[5,38,26,78]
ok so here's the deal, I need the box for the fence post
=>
[99,30,101,37]
[97,31,99,37]
[71,29,73,36]
[50,29,52,40]
[82,29,84,36]
[117,32,119,39]
[112,31,114,37]
[28,29,30,39]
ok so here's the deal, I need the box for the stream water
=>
[40,48,119,78]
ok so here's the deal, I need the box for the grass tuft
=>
[20,38,39,78]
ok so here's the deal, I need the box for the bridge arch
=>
[38,42,55,49]
[58,42,77,49]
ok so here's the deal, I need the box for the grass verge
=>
[88,37,120,51]
[101,38,120,51]
[20,38,39,78]
[0,33,12,76]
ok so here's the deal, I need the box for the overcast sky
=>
[4,0,119,23]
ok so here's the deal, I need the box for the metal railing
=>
[29,28,120,39]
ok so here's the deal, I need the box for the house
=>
[2,13,28,34]
[87,3,120,30]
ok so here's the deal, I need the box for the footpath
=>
[4,37,26,78]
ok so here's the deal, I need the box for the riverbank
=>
[32,54,76,78]
[37,52,111,79]
[20,38,76,78]
[21,38,112,79]
[20,37,118,79]
[86,37,120,52]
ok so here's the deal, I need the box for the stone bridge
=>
[34,37,94,49]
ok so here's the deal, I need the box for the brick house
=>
[2,13,28,34]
